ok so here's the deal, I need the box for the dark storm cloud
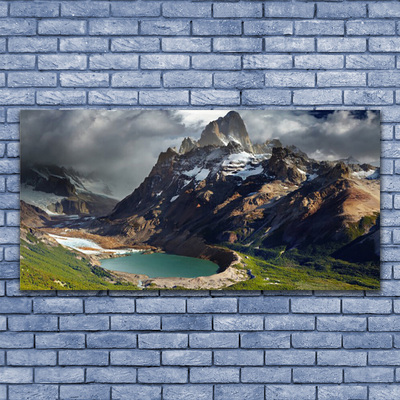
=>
[21,109,381,199]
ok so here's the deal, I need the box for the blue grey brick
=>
[381,159,394,174]
[0,316,5,330]
[292,298,341,314]
[62,2,110,17]
[214,38,262,53]
[265,72,315,88]
[139,333,187,349]
[6,176,20,192]
[112,2,160,17]
[187,298,237,313]
[39,19,86,35]
[295,20,344,35]
[7,349,56,366]
[242,89,291,105]
[214,384,264,400]
[0,19,36,36]
[318,71,366,87]
[343,299,392,314]
[244,21,292,36]
[8,315,57,331]
[85,298,135,313]
[60,385,110,400]
[190,367,239,383]
[110,350,159,366]
[0,297,31,313]
[0,3,6,17]
[296,55,344,69]
[370,71,400,87]
[370,386,400,400]
[90,54,138,70]
[318,3,366,18]
[141,20,189,36]
[370,38,400,53]
[266,350,315,365]
[346,55,395,69]
[0,226,18,242]
[141,54,189,70]
[192,54,241,70]
[318,385,367,400]
[241,332,290,349]
[214,315,263,331]
[294,89,342,105]
[0,333,33,348]
[9,385,58,400]
[343,333,392,349]
[369,2,400,18]
[317,316,366,331]
[162,38,211,53]
[193,20,241,36]
[89,19,138,35]
[0,194,19,208]
[318,350,366,366]
[87,332,136,349]
[162,315,211,331]
[60,315,109,331]
[239,297,289,313]
[264,37,314,52]
[38,54,87,70]
[111,315,160,330]
[292,333,341,349]
[293,367,342,383]
[213,3,262,18]
[60,72,108,88]
[242,367,291,383]
[9,72,57,88]
[59,350,109,366]
[35,367,84,383]
[60,38,108,53]
[112,70,159,87]
[347,20,395,36]
[318,38,366,53]
[191,90,240,106]
[0,367,32,383]
[369,350,400,365]
[163,385,212,400]
[163,71,211,88]
[9,37,57,53]
[37,90,86,105]
[163,2,210,18]
[162,350,211,366]
[345,367,393,383]
[111,38,159,53]
[0,262,19,278]
[189,332,238,348]
[214,350,263,366]
[11,2,59,17]
[265,385,316,400]
[86,367,136,383]
[138,367,187,383]
[140,90,189,105]
[265,2,314,18]
[0,55,35,70]
[265,315,314,331]
[112,385,161,400]
[215,71,264,89]
[136,298,185,314]
[345,89,393,105]
[369,316,400,331]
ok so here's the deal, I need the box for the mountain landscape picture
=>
[20,109,381,291]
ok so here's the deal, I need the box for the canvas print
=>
[20,110,380,291]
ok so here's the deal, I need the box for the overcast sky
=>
[21,109,380,199]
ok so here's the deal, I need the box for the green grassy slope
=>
[224,244,380,291]
[20,234,139,290]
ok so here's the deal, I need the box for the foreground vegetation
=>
[20,233,139,290]
[224,244,380,291]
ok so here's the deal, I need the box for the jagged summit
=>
[180,111,254,154]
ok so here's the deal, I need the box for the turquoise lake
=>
[101,252,220,278]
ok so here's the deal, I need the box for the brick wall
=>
[0,1,399,399]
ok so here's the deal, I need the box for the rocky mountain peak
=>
[179,137,198,154]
